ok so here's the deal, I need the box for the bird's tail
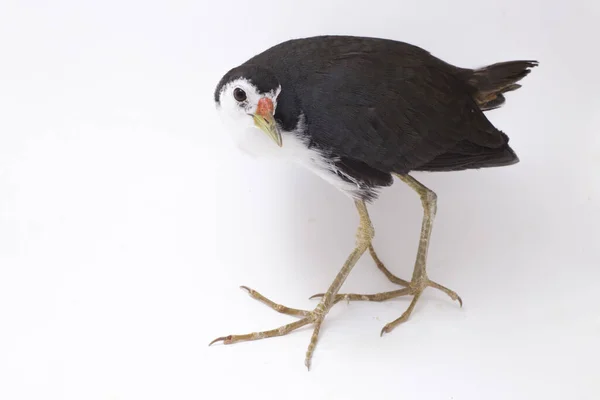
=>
[466,60,538,111]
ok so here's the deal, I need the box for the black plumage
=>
[215,35,537,201]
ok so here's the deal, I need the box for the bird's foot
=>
[378,277,461,336]
[310,275,461,336]
[209,286,329,370]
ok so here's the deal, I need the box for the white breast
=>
[221,113,363,198]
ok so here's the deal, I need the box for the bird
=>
[210,35,537,369]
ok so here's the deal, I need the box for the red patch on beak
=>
[256,98,274,116]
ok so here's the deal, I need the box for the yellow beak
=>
[253,98,282,147]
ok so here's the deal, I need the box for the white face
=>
[216,78,282,157]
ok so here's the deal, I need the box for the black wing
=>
[291,42,508,175]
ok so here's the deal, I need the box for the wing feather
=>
[295,50,507,174]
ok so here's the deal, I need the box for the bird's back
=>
[245,35,536,179]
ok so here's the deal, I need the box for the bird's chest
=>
[227,124,361,197]
[230,123,323,168]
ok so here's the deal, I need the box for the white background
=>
[1,1,599,399]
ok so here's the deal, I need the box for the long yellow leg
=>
[209,200,374,369]
[311,175,462,336]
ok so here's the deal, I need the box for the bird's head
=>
[214,65,283,148]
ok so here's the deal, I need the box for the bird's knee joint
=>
[424,190,437,204]
[421,190,437,215]
[357,223,374,246]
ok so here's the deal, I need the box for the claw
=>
[309,293,324,300]
[208,335,232,346]
[240,285,251,293]
[436,286,462,307]
[380,325,390,337]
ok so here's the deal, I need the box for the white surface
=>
[1,1,599,399]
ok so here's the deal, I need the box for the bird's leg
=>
[356,242,459,299]
[368,243,410,286]
[209,200,374,369]
[310,175,461,335]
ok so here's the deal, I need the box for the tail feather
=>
[467,60,538,111]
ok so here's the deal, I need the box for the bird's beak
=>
[253,98,282,147]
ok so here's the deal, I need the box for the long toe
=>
[240,285,311,317]
[209,317,314,346]
[427,280,463,307]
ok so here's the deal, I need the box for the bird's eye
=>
[233,88,247,102]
